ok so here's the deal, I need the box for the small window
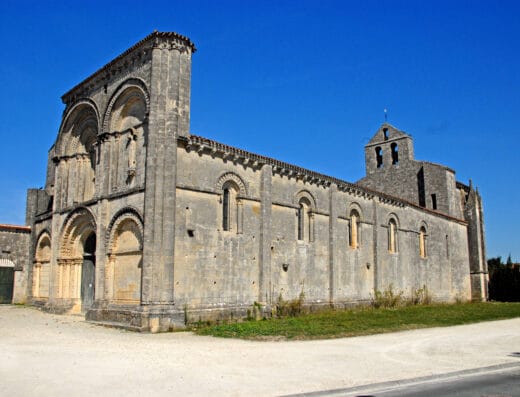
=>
[383,128,389,140]
[349,210,361,249]
[388,219,398,253]
[431,194,437,210]
[375,147,383,168]
[419,226,427,258]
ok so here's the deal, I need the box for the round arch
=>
[59,207,97,259]
[105,208,144,303]
[33,231,52,299]
[56,99,100,157]
[102,78,150,133]
[216,172,248,197]
[294,189,316,209]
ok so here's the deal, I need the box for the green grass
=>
[192,302,520,340]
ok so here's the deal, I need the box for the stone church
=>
[22,31,487,331]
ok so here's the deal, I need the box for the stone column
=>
[258,165,272,304]
[372,200,379,292]
[328,184,338,304]
[75,259,81,300]
[111,135,120,192]
[32,263,40,297]
[94,200,109,304]
[141,37,193,305]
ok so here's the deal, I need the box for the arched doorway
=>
[81,233,96,311]
[58,208,97,312]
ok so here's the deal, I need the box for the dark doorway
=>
[81,233,96,311]
[0,266,14,303]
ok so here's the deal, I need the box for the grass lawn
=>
[193,302,520,340]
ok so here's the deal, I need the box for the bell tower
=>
[364,123,414,176]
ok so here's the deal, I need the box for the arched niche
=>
[103,81,149,189]
[106,210,143,303]
[33,231,51,299]
[56,101,99,205]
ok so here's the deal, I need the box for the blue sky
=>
[0,0,518,261]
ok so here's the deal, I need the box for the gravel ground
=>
[1,305,519,396]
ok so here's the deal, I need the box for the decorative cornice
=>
[179,134,467,224]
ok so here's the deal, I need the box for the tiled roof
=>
[0,224,31,232]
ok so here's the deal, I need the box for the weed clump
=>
[275,291,305,318]
[372,284,432,308]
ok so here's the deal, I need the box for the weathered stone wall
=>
[0,225,31,303]
[173,137,472,317]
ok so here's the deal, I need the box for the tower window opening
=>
[375,147,383,168]
[383,128,389,140]
[391,142,399,165]
[431,194,437,210]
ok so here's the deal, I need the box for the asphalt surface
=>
[283,363,520,396]
[1,305,519,396]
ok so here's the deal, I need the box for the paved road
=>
[1,305,519,396]
[283,363,520,396]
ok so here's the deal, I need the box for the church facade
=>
[25,31,487,331]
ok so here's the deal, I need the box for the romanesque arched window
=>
[349,209,361,249]
[419,226,427,258]
[222,181,239,232]
[295,191,315,243]
[216,173,246,234]
[297,197,313,242]
[388,218,398,253]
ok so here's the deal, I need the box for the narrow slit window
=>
[431,194,437,210]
